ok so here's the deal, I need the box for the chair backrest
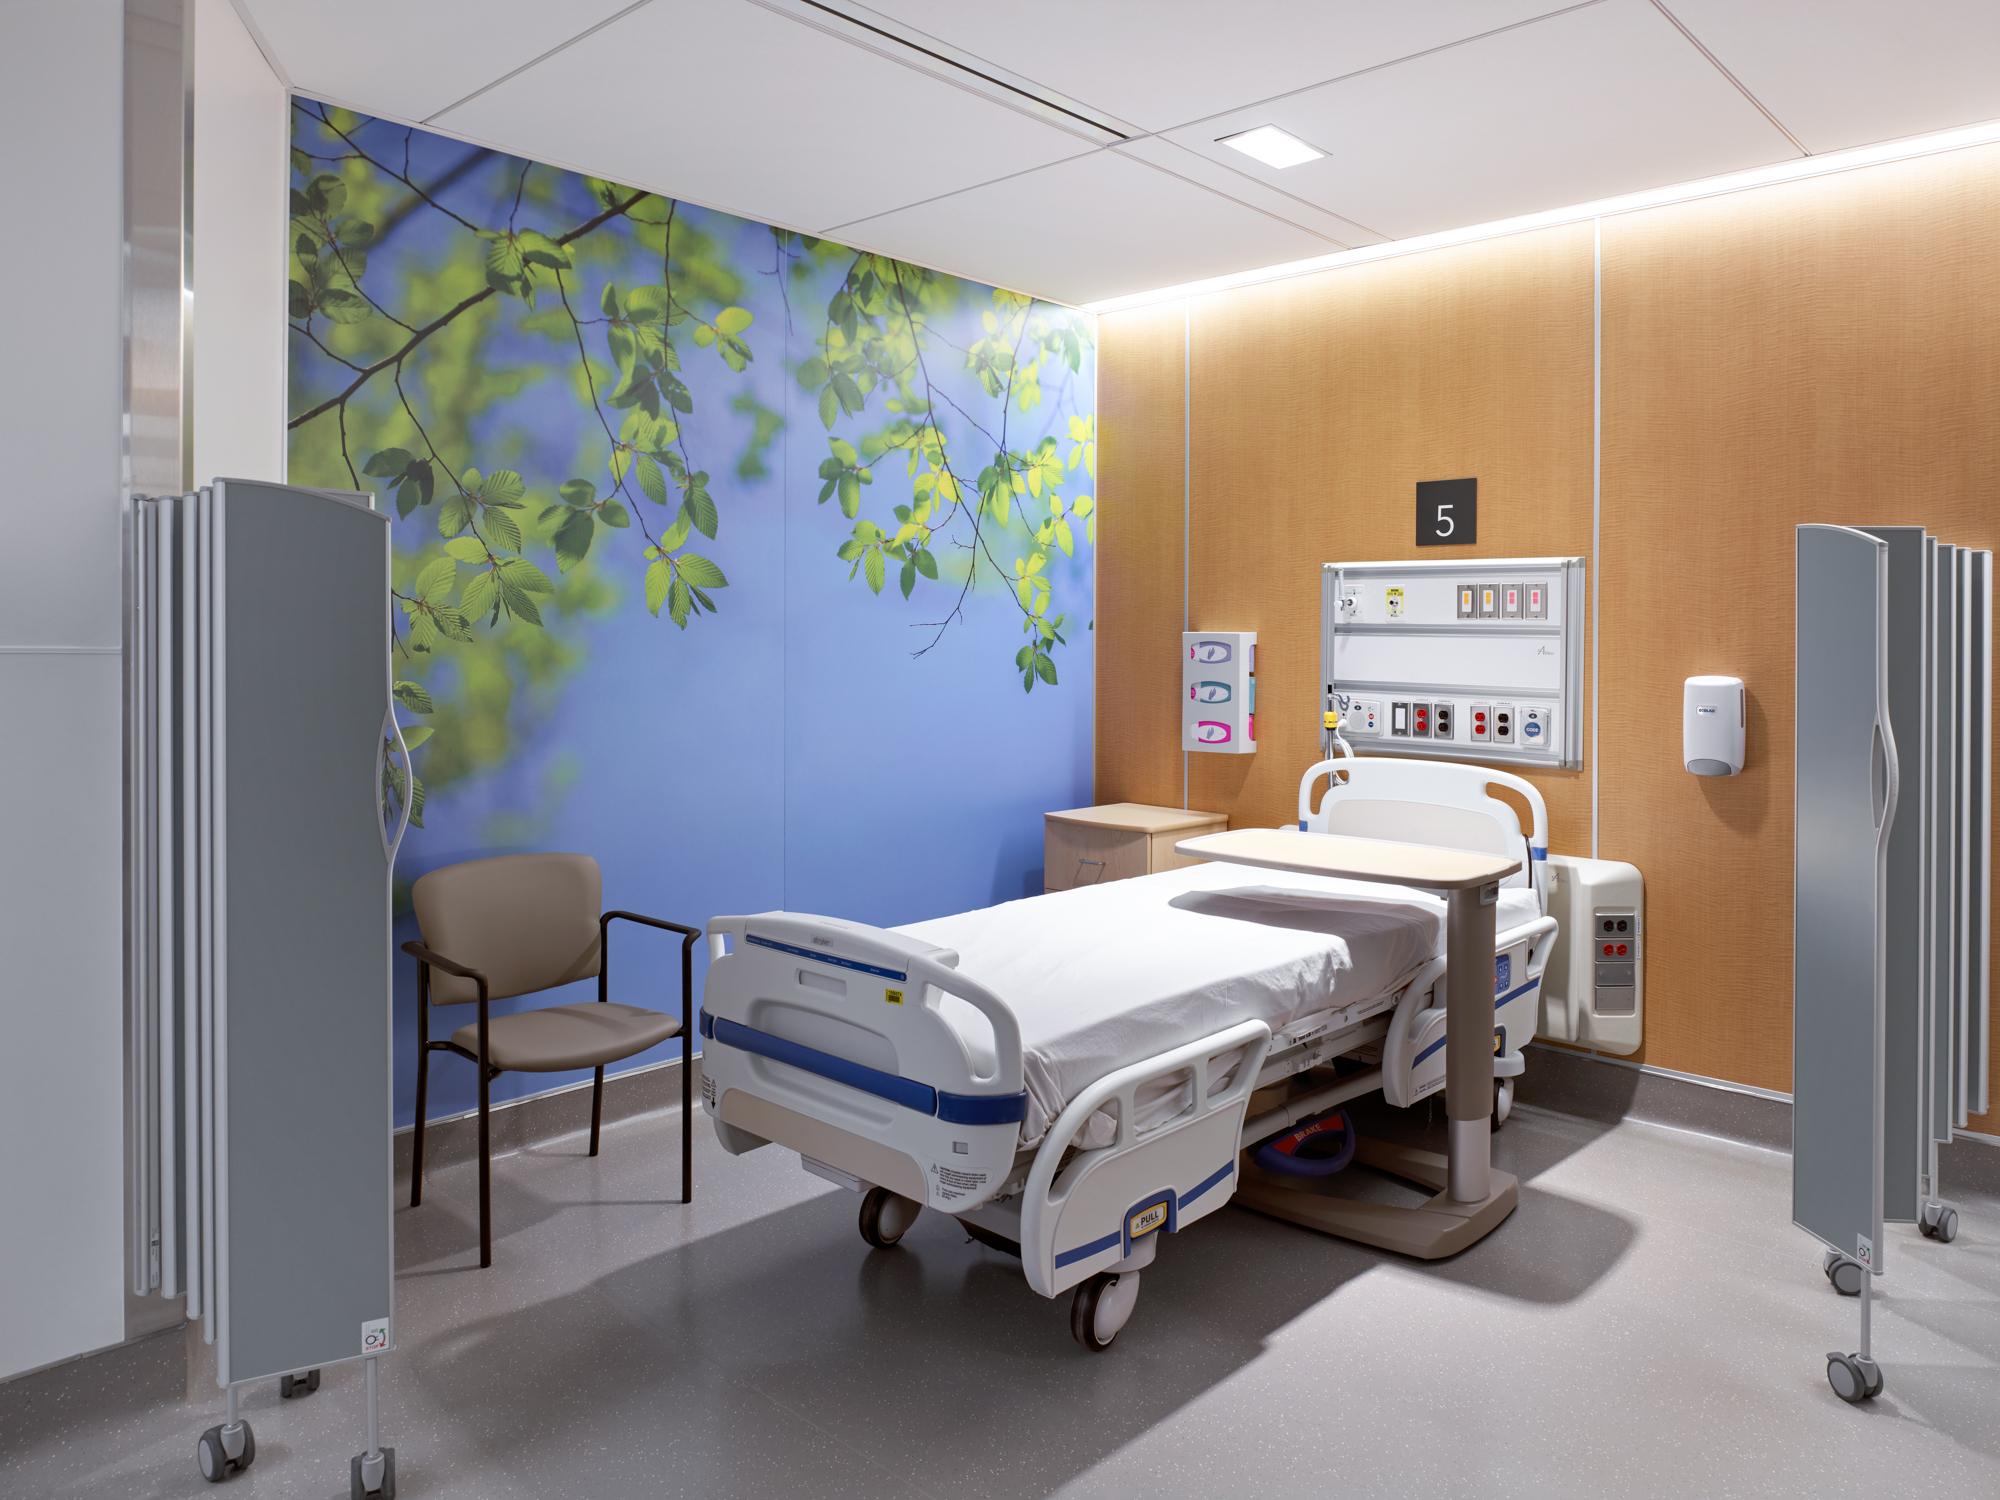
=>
[411,852,602,1004]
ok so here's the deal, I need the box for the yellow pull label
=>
[1128,1201,1169,1238]
[884,987,904,1005]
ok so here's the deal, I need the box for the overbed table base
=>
[1235,1140,1518,1260]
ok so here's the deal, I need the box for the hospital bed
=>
[699,757,1558,1349]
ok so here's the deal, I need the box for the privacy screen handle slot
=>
[380,705,413,863]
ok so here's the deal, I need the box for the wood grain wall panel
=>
[1600,143,2000,1122]
[1183,224,1595,848]
[1093,302,1189,808]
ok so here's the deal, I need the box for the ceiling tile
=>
[1166,0,1798,239]
[834,149,1340,305]
[854,0,1579,133]
[431,0,1096,234]
[241,0,641,122]
[1662,0,2000,153]
[1114,136,1383,246]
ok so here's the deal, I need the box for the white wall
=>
[192,0,288,487]
[0,0,287,1383]
[0,0,130,1384]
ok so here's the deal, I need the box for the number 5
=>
[1435,502,1455,538]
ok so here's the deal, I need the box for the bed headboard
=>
[1296,757,1549,907]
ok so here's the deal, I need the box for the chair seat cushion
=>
[453,1002,682,1073]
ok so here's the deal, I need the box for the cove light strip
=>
[1085,115,2000,315]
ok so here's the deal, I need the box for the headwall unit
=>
[1322,558,1586,770]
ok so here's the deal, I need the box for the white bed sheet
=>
[898,858,1541,1149]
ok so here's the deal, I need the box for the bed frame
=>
[699,758,1557,1350]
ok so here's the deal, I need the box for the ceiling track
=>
[756,0,1132,145]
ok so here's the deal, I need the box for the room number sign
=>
[1417,477,1477,546]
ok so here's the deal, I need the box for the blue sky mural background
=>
[285,101,1094,1125]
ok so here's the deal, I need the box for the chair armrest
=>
[600,910,701,943]
[401,939,491,1001]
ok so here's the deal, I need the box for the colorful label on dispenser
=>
[1190,680,1232,703]
[1194,721,1233,745]
[1189,639,1233,664]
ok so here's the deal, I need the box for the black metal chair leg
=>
[411,965,430,1208]
[477,1063,492,1269]
[410,1051,429,1208]
[681,1024,693,1204]
[589,1066,605,1157]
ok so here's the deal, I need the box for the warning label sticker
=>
[931,1163,988,1203]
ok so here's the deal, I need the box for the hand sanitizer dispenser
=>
[1183,631,1255,753]
[1683,675,1745,776]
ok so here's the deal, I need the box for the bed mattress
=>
[897,858,1541,1149]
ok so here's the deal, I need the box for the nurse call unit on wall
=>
[1321,558,1586,770]
[1183,631,1256,753]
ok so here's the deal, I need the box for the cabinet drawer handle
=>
[1075,857,1107,884]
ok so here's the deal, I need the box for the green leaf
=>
[676,554,727,589]
[864,548,885,594]
[319,288,371,324]
[516,229,571,269]
[412,557,456,601]
[682,485,718,539]
[600,499,631,529]
[393,681,435,714]
[668,576,692,628]
[818,384,838,429]
[829,437,859,466]
[482,507,522,553]
[459,568,497,621]
[479,469,526,505]
[1034,652,1058,686]
[832,372,865,415]
[553,509,594,571]
[306,173,346,216]
[838,473,860,518]
[899,559,916,599]
[559,478,596,508]
[714,305,753,335]
[442,536,488,564]
[644,560,672,616]
[634,453,669,506]
[913,548,938,580]
[501,557,555,595]
[438,493,473,538]
[400,725,434,750]
[363,447,414,478]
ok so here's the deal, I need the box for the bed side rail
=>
[1018,1019,1272,1298]
[701,912,1027,1213]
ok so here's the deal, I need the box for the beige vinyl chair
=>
[402,852,696,1266]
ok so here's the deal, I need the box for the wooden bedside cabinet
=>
[1043,803,1227,893]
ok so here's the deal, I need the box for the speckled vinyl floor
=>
[4,1099,1997,1499]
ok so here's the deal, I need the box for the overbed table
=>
[1177,826,1521,1258]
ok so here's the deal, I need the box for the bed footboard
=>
[701,913,1028,1213]
[1019,1019,1272,1298]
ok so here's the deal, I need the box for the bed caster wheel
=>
[1823,1251,1865,1297]
[858,1186,921,1249]
[1919,1202,1959,1243]
[279,1367,321,1399]
[1826,1352,1883,1404]
[196,1421,254,1482]
[1492,1079,1514,1131]
[1070,1271,1140,1353]
[351,1445,397,1499]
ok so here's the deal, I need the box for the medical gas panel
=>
[1321,558,1586,769]
[1183,630,1256,753]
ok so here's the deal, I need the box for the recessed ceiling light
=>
[1216,124,1325,169]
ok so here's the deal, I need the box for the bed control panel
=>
[1323,558,1585,770]
[1539,856,1643,1054]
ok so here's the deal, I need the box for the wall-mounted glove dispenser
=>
[1183,631,1256,753]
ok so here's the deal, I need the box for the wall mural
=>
[286,99,1096,1124]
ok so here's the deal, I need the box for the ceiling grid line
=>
[1645,0,1809,155]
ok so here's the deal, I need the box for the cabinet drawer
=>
[1148,827,1220,874]
[1044,821,1150,892]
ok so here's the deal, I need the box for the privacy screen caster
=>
[858,1186,921,1249]
[1492,1078,1514,1132]
[279,1368,321,1399]
[1826,1352,1883,1404]
[1823,1251,1865,1297]
[1070,1271,1141,1353]
[1919,1202,1959,1243]
[351,1445,397,1499]
[196,1421,254,1482]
